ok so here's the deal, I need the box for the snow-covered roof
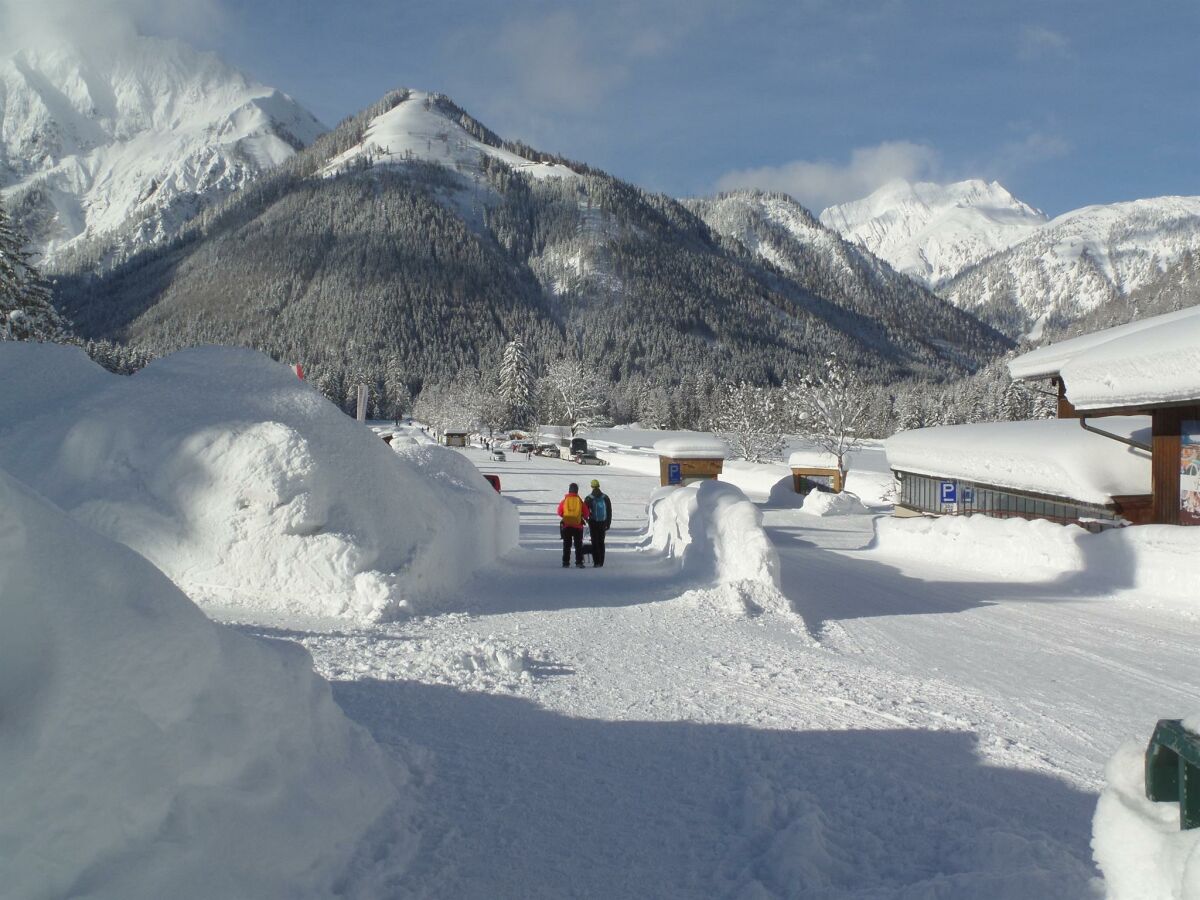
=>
[653,437,727,460]
[885,417,1151,505]
[1009,305,1200,409]
[787,448,839,469]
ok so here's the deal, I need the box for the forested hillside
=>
[55,90,1010,413]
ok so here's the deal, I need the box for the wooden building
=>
[653,438,726,487]
[886,417,1153,527]
[787,449,843,494]
[443,430,470,448]
[1009,305,1200,526]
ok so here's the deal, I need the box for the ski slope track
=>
[217,445,1200,898]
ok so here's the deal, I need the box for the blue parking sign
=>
[668,462,682,485]
[939,481,957,504]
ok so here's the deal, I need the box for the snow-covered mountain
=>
[683,190,1002,370]
[324,89,574,183]
[0,36,325,270]
[58,88,1009,394]
[940,196,1200,338]
[820,179,1048,288]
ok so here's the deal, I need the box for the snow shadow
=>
[334,679,1099,899]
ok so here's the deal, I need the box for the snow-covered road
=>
[247,449,1200,898]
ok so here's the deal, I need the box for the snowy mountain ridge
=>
[681,190,996,370]
[0,36,325,270]
[323,89,575,183]
[819,178,1049,288]
[940,195,1200,338]
[822,177,1200,338]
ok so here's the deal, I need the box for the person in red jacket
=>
[557,482,590,568]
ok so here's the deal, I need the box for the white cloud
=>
[716,141,941,211]
[1018,25,1073,62]
[0,0,226,54]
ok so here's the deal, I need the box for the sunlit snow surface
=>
[4,371,1198,896]
[240,437,1197,897]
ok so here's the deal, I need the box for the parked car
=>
[490,449,506,461]
[574,450,605,466]
[482,474,501,492]
[536,444,559,458]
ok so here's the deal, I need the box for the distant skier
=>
[557,482,589,568]
[584,478,612,568]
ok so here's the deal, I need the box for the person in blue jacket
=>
[583,478,612,567]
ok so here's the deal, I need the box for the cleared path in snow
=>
[261,450,1141,898]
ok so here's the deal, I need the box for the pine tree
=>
[498,337,535,429]
[384,356,413,423]
[0,204,70,342]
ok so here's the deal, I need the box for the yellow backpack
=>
[562,494,583,526]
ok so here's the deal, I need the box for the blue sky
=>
[16,0,1200,216]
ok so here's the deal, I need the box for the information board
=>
[1182,421,1200,525]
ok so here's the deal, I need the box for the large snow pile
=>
[800,490,869,516]
[0,470,406,899]
[874,515,1086,580]
[647,481,783,613]
[1093,729,1200,900]
[886,416,1151,505]
[0,343,517,621]
[721,459,793,503]
[873,515,1200,601]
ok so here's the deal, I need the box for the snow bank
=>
[886,416,1151,505]
[647,481,783,613]
[595,446,661,476]
[1093,735,1200,900]
[0,470,407,899]
[873,515,1087,580]
[874,514,1200,601]
[801,490,869,516]
[1089,525,1200,606]
[720,459,793,502]
[0,343,517,621]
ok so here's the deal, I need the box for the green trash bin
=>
[1145,719,1200,830]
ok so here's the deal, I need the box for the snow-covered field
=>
[4,350,1199,897]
